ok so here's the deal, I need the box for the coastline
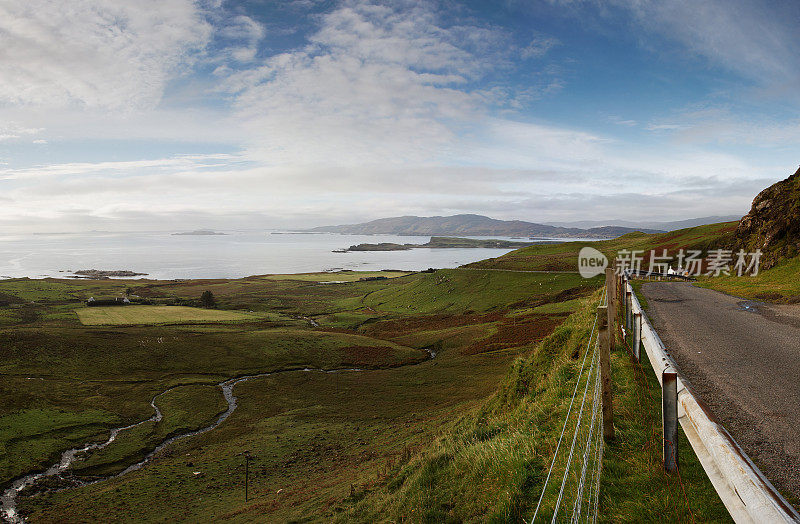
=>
[0,231,597,281]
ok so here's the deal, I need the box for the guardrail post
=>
[662,369,678,472]
[632,312,641,362]
[625,289,632,334]
[598,305,615,440]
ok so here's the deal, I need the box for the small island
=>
[72,269,149,279]
[336,236,541,252]
[172,230,227,236]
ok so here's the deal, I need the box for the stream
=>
[0,366,373,523]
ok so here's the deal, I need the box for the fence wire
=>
[531,291,607,524]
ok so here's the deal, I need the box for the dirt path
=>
[642,282,800,502]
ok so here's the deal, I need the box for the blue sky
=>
[0,0,798,232]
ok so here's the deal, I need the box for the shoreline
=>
[0,268,419,283]
[0,232,597,281]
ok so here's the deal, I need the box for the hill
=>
[734,166,800,270]
[545,215,741,231]
[465,221,738,272]
[341,236,543,251]
[308,214,664,239]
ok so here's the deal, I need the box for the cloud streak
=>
[0,0,212,110]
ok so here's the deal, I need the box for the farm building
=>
[86,297,130,307]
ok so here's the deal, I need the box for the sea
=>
[0,231,593,280]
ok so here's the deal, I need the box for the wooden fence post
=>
[632,312,642,362]
[662,369,678,472]
[598,305,614,440]
[605,268,615,344]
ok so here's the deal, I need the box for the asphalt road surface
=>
[642,282,800,502]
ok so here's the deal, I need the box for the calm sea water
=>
[0,231,558,280]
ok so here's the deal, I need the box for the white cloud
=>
[0,0,213,110]
[520,35,559,59]
[0,153,242,180]
[221,0,532,166]
[0,123,41,141]
[608,116,637,127]
[646,108,800,148]
[214,14,265,63]
[646,123,685,131]
[608,0,800,92]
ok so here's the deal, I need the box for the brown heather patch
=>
[358,312,505,340]
[461,313,565,356]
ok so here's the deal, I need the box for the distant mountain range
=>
[307,214,666,239]
[544,215,741,231]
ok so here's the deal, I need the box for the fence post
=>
[598,305,615,440]
[662,369,678,472]
[632,312,641,362]
[605,268,615,345]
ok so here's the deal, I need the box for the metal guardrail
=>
[621,271,800,523]
[625,268,696,281]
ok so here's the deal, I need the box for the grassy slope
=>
[465,218,800,302]
[356,269,598,314]
[337,293,730,522]
[697,255,800,301]
[466,222,738,272]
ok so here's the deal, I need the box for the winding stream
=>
[0,366,373,523]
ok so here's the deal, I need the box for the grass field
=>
[75,305,260,326]
[4,269,564,521]
[0,256,735,521]
[262,270,411,282]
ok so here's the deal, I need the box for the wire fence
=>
[531,291,606,523]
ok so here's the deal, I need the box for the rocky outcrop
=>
[73,269,148,278]
[734,166,800,269]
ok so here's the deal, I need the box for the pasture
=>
[75,305,259,326]
[261,270,411,282]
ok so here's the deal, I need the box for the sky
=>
[0,0,799,232]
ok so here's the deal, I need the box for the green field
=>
[75,305,260,326]
[0,267,585,520]
[262,270,411,282]
[0,258,734,521]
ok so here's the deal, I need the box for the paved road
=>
[642,282,800,501]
